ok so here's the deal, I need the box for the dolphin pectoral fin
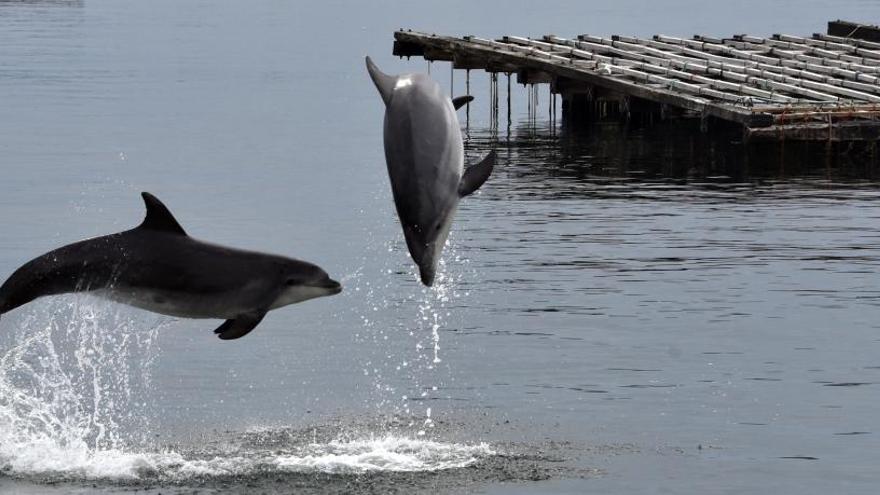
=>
[452,95,474,110]
[214,310,266,340]
[458,150,496,197]
[138,192,187,235]
[365,56,396,106]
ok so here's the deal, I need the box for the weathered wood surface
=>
[393,27,880,140]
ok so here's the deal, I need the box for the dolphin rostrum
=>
[366,56,494,286]
[0,193,342,340]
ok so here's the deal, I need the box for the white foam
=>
[0,439,167,480]
[272,436,493,474]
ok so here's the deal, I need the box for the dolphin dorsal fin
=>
[365,56,396,106]
[138,192,187,235]
[452,95,474,110]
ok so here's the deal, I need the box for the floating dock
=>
[392,22,880,141]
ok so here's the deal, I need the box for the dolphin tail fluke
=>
[452,95,474,110]
[365,56,396,106]
[458,150,495,197]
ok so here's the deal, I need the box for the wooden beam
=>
[746,119,880,141]
[510,36,790,103]
[753,103,880,113]
[815,33,880,51]
[729,34,880,66]
[654,34,880,75]
[773,33,880,60]
[393,40,425,58]
[453,56,488,70]
[574,35,846,101]
[517,69,554,84]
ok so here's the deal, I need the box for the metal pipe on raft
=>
[507,73,511,131]
[450,62,453,96]
[527,83,532,121]
[488,72,493,129]
[466,69,470,127]
[490,72,498,130]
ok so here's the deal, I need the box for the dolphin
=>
[0,193,342,340]
[366,56,494,286]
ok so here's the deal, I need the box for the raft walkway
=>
[392,22,880,141]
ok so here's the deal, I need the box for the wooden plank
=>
[653,34,880,87]
[656,34,880,74]
[512,36,792,103]
[499,36,604,64]
[731,34,880,66]
[689,36,880,93]
[663,33,880,77]
[561,34,880,102]
[576,35,844,101]
[570,35,880,108]
[501,37,751,103]
[612,66,760,103]
[716,36,880,90]
[708,40,880,100]
[612,34,768,64]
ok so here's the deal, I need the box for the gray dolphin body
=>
[366,56,494,286]
[0,193,341,340]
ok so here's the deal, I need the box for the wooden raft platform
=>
[393,27,880,141]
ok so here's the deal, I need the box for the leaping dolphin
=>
[366,56,494,286]
[0,193,342,340]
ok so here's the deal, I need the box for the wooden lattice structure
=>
[393,23,880,141]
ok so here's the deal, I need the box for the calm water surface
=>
[1,1,879,493]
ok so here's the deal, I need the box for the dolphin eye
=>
[285,279,296,286]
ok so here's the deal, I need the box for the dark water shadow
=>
[465,118,880,193]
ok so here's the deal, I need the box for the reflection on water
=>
[448,118,880,492]
[468,118,880,186]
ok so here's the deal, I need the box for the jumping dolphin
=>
[366,56,494,286]
[0,193,342,340]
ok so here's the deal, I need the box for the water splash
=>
[347,214,474,433]
[0,296,166,477]
[0,296,496,483]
